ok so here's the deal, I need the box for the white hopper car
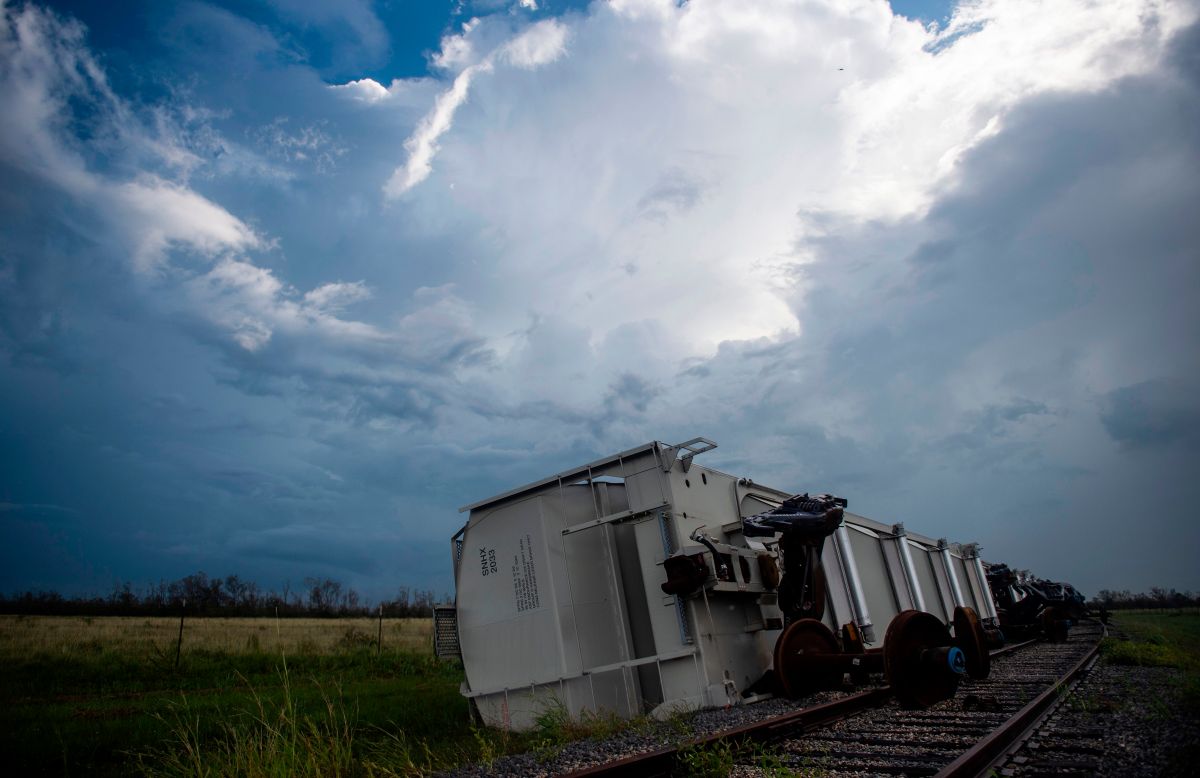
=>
[436,438,999,729]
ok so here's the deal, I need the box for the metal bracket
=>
[561,507,659,536]
[660,437,717,473]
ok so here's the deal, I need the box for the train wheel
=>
[952,606,991,680]
[773,618,841,697]
[884,610,965,708]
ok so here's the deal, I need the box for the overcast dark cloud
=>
[1,0,1198,600]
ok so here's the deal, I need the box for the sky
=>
[1,0,1197,602]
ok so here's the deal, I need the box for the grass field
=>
[1101,610,1200,773]
[9,610,1197,776]
[1103,609,1200,710]
[0,615,516,776]
[0,614,435,657]
[1104,610,1200,667]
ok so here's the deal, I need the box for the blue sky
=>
[2,0,1198,601]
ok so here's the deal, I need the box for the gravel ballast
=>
[997,661,1199,778]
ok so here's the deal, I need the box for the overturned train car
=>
[985,563,1087,641]
[438,439,1000,729]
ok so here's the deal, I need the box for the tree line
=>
[0,572,443,618]
[1090,587,1200,611]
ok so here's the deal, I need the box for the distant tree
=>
[109,582,137,613]
[304,577,344,615]
[1,571,424,618]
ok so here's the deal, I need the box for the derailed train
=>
[435,439,1080,729]
[985,562,1087,641]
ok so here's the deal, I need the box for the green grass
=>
[28,612,1200,775]
[1101,610,1200,672]
[676,739,736,778]
[526,699,650,764]
[674,738,825,778]
[2,614,686,776]
[1102,611,1200,775]
[1,647,481,776]
[0,616,548,777]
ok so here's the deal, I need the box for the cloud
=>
[359,0,1198,371]
[252,118,347,173]
[0,502,78,518]
[267,0,390,69]
[228,523,375,571]
[382,19,568,197]
[637,167,706,222]
[0,3,265,271]
[383,63,490,197]
[303,281,372,311]
[431,19,482,71]
[114,178,265,271]
[0,1,390,356]
[499,17,568,68]
[329,77,391,103]
[3,0,1200,600]
[1101,378,1200,450]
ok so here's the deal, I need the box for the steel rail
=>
[563,635,1045,777]
[986,636,1039,658]
[563,687,891,777]
[933,630,1104,778]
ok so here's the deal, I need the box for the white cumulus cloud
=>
[383,63,491,198]
[357,0,1196,368]
[328,77,391,103]
[383,19,568,198]
[303,280,373,311]
[500,18,568,68]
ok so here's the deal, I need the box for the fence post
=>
[174,600,186,669]
[377,603,383,657]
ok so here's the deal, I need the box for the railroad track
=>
[564,620,1104,778]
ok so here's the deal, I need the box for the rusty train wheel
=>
[953,605,991,680]
[884,609,963,708]
[773,618,840,698]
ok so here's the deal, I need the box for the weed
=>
[136,667,361,777]
[1065,690,1119,715]
[661,705,697,743]
[530,697,648,748]
[1146,694,1172,721]
[745,742,795,777]
[470,725,505,769]
[532,698,573,742]
[338,628,376,651]
[1180,674,1200,714]
[1101,637,1180,668]
[677,739,735,778]
[360,728,439,777]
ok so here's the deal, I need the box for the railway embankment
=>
[448,613,1198,777]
